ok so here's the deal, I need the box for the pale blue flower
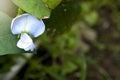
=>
[11,14,45,51]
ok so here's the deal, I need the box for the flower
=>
[11,14,45,51]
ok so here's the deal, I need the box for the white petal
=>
[17,33,34,51]
[11,14,45,37]
[24,42,34,51]
[11,14,29,34]
[24,15,45,37]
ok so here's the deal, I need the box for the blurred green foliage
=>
[1,0,120,80]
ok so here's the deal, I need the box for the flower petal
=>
[24,42,34,51]
[11,13,45,37]
[11,14,29,34]
[24,14,45,37]
[17,33,34,51]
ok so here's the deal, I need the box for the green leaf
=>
[0,11,25,55]
[12,0,51,19]
[42,0,62,9]
[44,0,80,35]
